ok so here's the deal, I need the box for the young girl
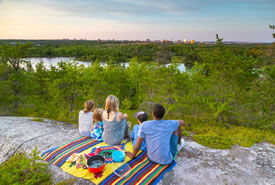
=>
[91,108,104,141]
[79,100,94,137]
[102,95,130,145]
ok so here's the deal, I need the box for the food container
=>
[112,151,125,162]
[87,155,105,173]
[113,162,131,177]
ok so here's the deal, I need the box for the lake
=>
[26,57,186,72]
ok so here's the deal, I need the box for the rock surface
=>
[0,117,91,184]
[0,117,274,185]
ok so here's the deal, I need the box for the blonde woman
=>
[79,100,94,137]
[102,95,130,145]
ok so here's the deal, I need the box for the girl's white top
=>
[78,110,93,133]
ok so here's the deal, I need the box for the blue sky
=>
[0,0,274,42]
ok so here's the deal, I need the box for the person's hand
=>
[123,113,128,119]
[125,151,134,159]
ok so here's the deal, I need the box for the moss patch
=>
[31,118,44,122]
[184,124,275,149]
[193,135,233,149]
[56,179,77,185]
[182,130,191,137]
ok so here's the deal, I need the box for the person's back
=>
[79,100,94,137]
[102,95,130,145]
[79,110,93,136]
[132,111,148,151]
[139,120,178,164]
[102,111,125,144]
[132,124,146,151]
[91,108,104,141]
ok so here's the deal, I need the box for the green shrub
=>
[0,146,52,185]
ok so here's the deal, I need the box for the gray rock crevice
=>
[11,132,57,155]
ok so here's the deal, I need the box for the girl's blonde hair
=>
[93,108,103,122]
[83,100,94,113]
[105,95,119,113]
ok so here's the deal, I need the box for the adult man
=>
[126,104,185,165]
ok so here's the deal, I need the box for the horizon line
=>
[0,38,273,44]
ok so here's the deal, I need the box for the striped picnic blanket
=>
[41,136,176,185]
[100,151,176,185]
[41,136,101,167]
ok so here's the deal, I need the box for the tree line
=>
[0,39,271,66]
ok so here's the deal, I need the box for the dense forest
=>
[0,34,274,148]
[0,39,272,66]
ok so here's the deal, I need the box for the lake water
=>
[26,57,90,67]
[26,57,186,73]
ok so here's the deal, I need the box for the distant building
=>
[162,40,173,44]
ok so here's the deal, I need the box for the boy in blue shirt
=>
[132,111,148,151]
[126,104,185,165]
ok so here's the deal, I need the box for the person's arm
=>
[178,120,185,127]
[126,136,144,159]
[117,112,128,120]
[121,113,128,119]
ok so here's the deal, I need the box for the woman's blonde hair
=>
[105,95,119,113]
[93,108,103,122]
[83,100,94,113]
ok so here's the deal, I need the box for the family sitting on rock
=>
[78,95,185,165]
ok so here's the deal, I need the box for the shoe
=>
[177,138,185,151]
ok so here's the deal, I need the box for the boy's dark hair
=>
[153,104,165,119]
[137,113,148,123]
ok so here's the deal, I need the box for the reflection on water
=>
[26,57,185,72]
[165,63,185,73]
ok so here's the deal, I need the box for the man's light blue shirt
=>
[138,120,179,165]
